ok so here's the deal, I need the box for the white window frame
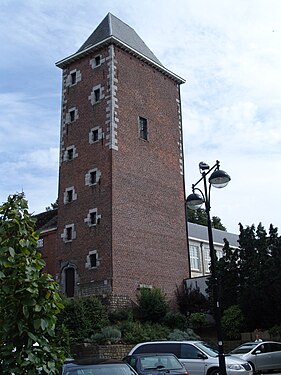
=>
[85,250,100,269]
[203,246,211,274]
[88,84,104,105]
[66,107,79,124]
[85,168,101,186]
[61,224,76,243]
[190,245,201,271]
[89,126,103,144]
[63,186,77,204]
[84,208,101,227]
[90,54,104,69]
[63,145,78,162]
[66,69,81,87]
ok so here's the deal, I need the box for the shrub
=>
[168,328,200,340]
[221,305,245,339]
[137,288,169,323]
[269,324,281,340]
[58,296,109,342]
[190,312,208,330]
[119,321,169,344]
[109,308,133,324]
[89,326,122,344]
[163,312,188,330]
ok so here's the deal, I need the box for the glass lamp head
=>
[186,193,204,210]
[209,169,231,188]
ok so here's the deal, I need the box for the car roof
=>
[64,358,126,366]
[240,341,280,345]
[133,340,200,345]
[128,353,178,357]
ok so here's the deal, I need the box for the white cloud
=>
[1,0,281,233]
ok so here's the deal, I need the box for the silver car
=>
[128,341,253,375]
[230,341,281,372]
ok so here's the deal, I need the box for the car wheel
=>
[208,368,220,375]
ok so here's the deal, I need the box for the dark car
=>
[124,353,189,375]
[61,357,138,375]
[230,341,281,372]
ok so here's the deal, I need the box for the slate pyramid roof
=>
[77,13,162,65]
[56,13,184,84]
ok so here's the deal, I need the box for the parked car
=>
[124,353,189,375]
[128,341,253,375]
[60,358,138,375]
[229,341,281,372]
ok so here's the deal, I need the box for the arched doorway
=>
[65,267,75,297]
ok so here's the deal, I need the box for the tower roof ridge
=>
[56,13,185,84]
[76,13,162,65]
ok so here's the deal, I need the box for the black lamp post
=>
[186,160,231,375]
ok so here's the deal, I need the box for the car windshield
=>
[195,342,219,357]
[64,363,135,375]
[139,355,182,370]
[230,343,258,354]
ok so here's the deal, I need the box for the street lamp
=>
[186,160,230,375]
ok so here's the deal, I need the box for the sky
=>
[1,0,281,234]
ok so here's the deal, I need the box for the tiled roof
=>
[188,222,239,247]
[34,209,58,231]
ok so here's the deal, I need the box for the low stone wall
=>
[72,344,134,360]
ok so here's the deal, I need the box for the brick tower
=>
[55,13,189,304]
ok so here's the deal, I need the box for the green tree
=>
[137,288,168,323]
[213,222,281,331]
[187,208,226,231]
[216,239,240,310]
[0,194,65,374]
[176,284,209,317]
[221,305,245,339]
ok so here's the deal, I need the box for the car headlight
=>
[227,364,243,370]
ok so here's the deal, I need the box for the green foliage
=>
[187,208,226,231]
[211,223,281,331]
[189,313,208,330]
[168,328,200,340]
[119,321,169,344]
[269,324,281,340]
[109,308,133,324]
[176,284,209,317]
[58,296,109,342]
[163,312,189,330]
[221,305,245,339]
[89,326,122,344]
[0,194,65,374]
[137,288,168,323]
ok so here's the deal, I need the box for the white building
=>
[188,222,239,278]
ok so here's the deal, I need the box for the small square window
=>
[94,89,100,102]
[139,117,148,140]
[67,190,73,203]
[67,148,74,161]
[90,212,97,225]
[90,253,97,268]
[92,129,99,142]
[71,72,76,85]
[95,56,101,66]
[66,227,72,241]
[70,110,75,122]
[90,171,97,184]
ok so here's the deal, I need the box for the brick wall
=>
[53,38,189,302]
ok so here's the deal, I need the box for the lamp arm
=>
[192,187,205,200]
[192,161,220,189]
